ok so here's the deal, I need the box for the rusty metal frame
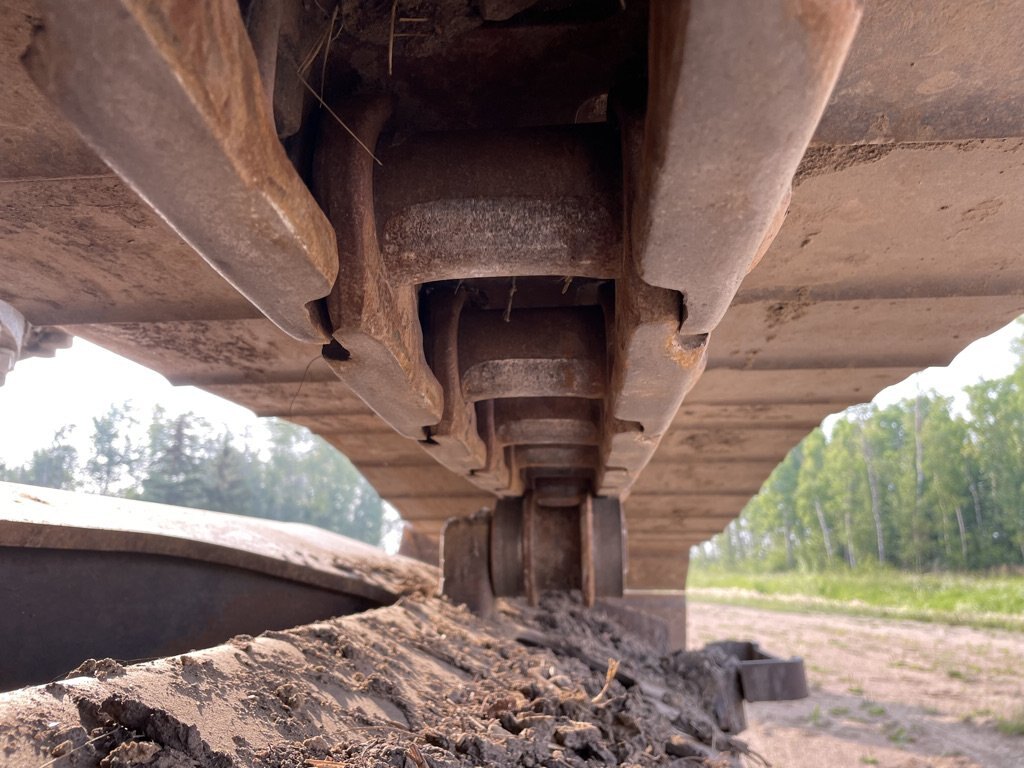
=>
[313,97,445,438]
[376,127,622,284]
[18,0,868,600]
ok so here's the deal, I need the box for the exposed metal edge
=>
[0,482,436,604]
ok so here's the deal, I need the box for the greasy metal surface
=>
[23,0,338,343]
[4,0,1024,594]
[0,547,375,693]
[483,493,624,604]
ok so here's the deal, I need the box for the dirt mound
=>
[1,594,759,767]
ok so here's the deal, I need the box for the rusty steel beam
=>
[7,0,1024,608]
[594,110,705,498]
[420,290,488,475]
[23,0,339,344]
[473,400,521,496]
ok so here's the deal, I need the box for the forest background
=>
[695,325,1024,575]
[0,409,389,546]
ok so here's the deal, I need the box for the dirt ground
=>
[0,594,757,768]
[688,602,1024,768]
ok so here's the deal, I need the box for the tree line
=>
[0,405,389,546]
[697,334,1024,573]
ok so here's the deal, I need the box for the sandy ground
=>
[688,602,1024,768]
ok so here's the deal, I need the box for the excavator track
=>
[3,0,1024,635]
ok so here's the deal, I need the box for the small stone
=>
[99,741,161,767]
[554,722,601,750]
[64,658,125,681]
[302,735,330,753]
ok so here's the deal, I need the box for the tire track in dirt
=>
[688,601,1024,767]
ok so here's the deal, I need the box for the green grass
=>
[996,709,1024,737]
[862,702,887,718]
[687,567,1024,632]
[885,724,913,744]
[808,705,825,727]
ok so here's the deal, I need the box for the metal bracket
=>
[709,640,809,702]
[0,300,70,387]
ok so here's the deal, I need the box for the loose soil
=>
[1,594,759,768]
[688,602,1024,767]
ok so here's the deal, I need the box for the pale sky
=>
[1,317,1021,468]
[0,340,268,467]
[869,318,1021,409]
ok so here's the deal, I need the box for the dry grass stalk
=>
[590,657,620,703]
[387,0,399,76]
[297,76,383,166]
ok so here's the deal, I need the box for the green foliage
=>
[996,709,1024,737]
[2,426,79,490]
[687,567,1024,631]
[2,408,389,546]
[85,402,140,494]
[695,334,1024,574]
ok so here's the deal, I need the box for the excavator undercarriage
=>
[4,0,1024,638]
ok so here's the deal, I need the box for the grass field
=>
[687,567,1024,632]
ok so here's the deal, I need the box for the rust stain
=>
[665,333,707,370]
